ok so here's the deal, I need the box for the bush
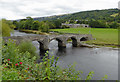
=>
[62,25,70,29]
[2,68,21,80]
[18,41,38,58]
[1,19,15,37]
[2,39,21,64]
[2,20,11,37]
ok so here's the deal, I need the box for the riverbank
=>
[80,43,119,50]
[50,28,119,48]
[19,29,50,35]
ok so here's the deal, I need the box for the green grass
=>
[50,28,118,46]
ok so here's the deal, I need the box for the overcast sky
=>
[0,0,119,20]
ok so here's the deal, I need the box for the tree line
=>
[13,17,63,32]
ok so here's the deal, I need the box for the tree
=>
[25,17,34,30]
[89,19,109,28]
[13,20,19,29]
[32,21,40,30]
[47,21,55,29]
[1,19,12,36]
[2,19,16,29]
[109,22,119,28]
[18,20,26,29]
[40,21,50,32]
[52,20,62,28]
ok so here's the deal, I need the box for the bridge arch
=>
[80,37,88,41]
[67,36,78,47]
[38,41,45,51]
[50,37,65,48]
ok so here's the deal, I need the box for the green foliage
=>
[13,9,119,30]
[18,41,38,58]
[2,68,21,80]
[2,21,11,36]
[2,40,108,80]
[2,39,21,64]
[109,22,120,28]
[85,71,94,80]
[40,21,50,32]
[2,19,15,29]
[49,19,62,29]
[65,21,70,24]
[62,25,70,29]
[31,8,119,23]
[25,17,34,30]
[89,20,109,28]
[32,20,41,30]
[1,19,15,37]
[15,17,52,32]
[31,8,118,22]
[18,20,26,29]
[102,75,108,80]
[47,21,55,29]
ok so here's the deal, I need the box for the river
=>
[11,30,118,80]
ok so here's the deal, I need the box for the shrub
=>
[1,19,15,37]
[2,68,20,80]
[2,39,21,64]
[62,25,70,29]
[18,41,38,58]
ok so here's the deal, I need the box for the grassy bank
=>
[50,28,118,47]
[19,29,50,35]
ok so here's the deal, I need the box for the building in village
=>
[62,23,90,28]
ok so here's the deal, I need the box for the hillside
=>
[33,8,119,22]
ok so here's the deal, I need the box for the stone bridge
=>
[3,34,93,51]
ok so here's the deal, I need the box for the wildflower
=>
[5,67,7,68]
[27,68,29,70]
[19,62,22,65]
[15,63,18,66]
[8,59,10,61]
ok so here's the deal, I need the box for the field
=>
[50,28,118,47]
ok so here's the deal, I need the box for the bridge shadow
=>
[56,48,66,56]
[37,47,67,63]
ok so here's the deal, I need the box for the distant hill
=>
[33,14,70,21]
[14,8,119,22]
[32,8,119,22]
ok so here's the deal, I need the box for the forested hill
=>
[12,8,119,31]
[33,8,119,22]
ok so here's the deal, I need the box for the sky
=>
[0,0,119,20]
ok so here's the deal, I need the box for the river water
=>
[11,30,118,80]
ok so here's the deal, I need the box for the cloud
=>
[0,0,119,20]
